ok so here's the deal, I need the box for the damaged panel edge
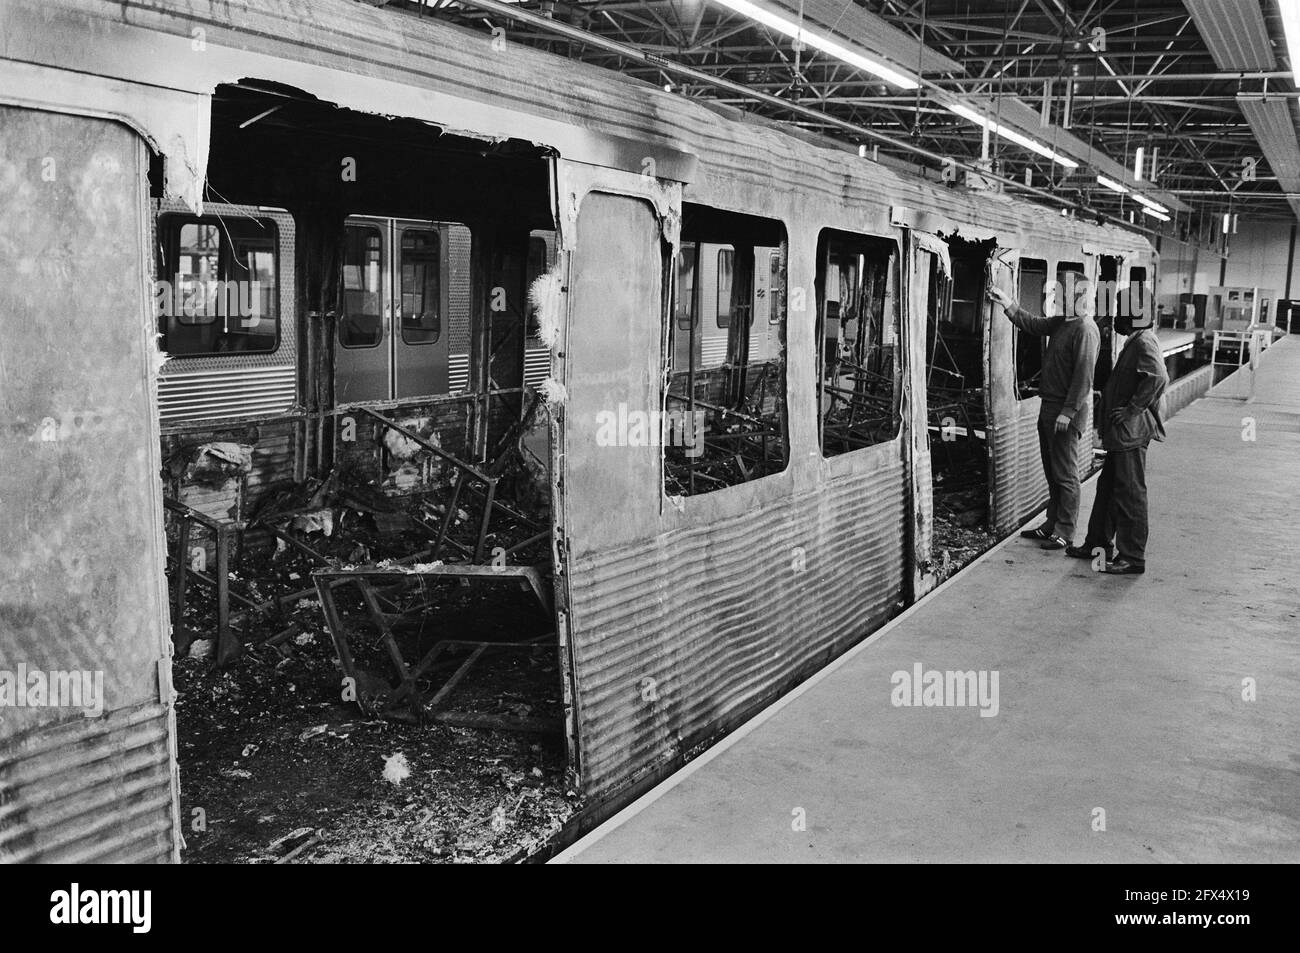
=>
[0,59,210,213]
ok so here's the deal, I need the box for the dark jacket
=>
[1005,306,1099,424]
[1099,329,1168,451]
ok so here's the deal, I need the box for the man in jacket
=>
[988,278,1099,550]
[1065,298,1168,575]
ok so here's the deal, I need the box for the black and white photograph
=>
[0,0,1294,916]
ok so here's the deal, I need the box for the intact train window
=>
[399,227,440,345]
[341,224,383,349]
[157,215,280,356]
[716,248,734,328]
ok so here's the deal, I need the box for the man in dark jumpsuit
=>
[988,280,1099,550]
[1065,304,1168,575]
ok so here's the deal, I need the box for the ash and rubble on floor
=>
[169,470,575,863]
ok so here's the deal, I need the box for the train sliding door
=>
[335,216,455,404]
[393,221,451,399]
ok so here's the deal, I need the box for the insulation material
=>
[528,268,565,349]
[912,231,953,278]
[539,377,568,406]
[289,509,335,537]
[184,442,253,487]
[383,426,427,462]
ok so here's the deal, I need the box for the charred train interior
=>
[155,84,568,761]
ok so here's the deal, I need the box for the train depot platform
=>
[557,338,1300,864]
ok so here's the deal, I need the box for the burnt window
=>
[676,242,698,331]
[816,230,902,456]
[157,214,280,356]
[399,227,440,344]
[1015,257,1048,400]
[665,204,788,496]
[341,223,383,349]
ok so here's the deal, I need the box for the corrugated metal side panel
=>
[988,405,1049,536]
[570,462,905,797]
[0,703,173,863]
[0,107,177,862]
[448,353,470,393]
[158,365,295,422]
[1184,0,1276,71]
[523,346,550,388]
[1164,364,1215,419]
[700,337,729,368]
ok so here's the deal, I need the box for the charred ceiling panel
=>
[1237,96,1300,222]
[1183,0,1277,71]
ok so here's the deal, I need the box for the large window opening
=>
[815,231,902,457]
[1015,257,1048,400]
[163,83,568,864]
[928,236,995,575]
[665,204,789,496]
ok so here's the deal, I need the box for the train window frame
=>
[676,242,699,331]
[815,229,904,459]
[340,223,385,350]
[716,247,734,329]
[768,251,783,324]
[156,212,282,358]
[665,204,790,498]
[1014,257,1049,402]
[398,226,441,346]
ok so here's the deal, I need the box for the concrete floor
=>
[558,338,1300,864]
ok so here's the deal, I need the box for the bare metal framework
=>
[376,0,1299,233]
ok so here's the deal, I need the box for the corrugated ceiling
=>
[1183,0,1276,70]
[1237,96,1300,220]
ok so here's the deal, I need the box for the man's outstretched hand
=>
[987,286,1014,310]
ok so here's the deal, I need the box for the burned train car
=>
[0,0,1156,856]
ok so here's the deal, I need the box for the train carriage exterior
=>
[0,0,1156,859]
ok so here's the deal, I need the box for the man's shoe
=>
[1039,535,1067,550]
[1103,558,1145,575]
[1020,527,1053,541]
[1066,544,1113,560]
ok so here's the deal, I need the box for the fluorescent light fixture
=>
[711,0,919,89]
[1281,0,1300,72]
[1134,146,1145,182]
[1132,193,1168,215]
[1141,206,1170,223]
[947,103,1079,169]
[1096,174,1129,194]
[1223,212,1231,234]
